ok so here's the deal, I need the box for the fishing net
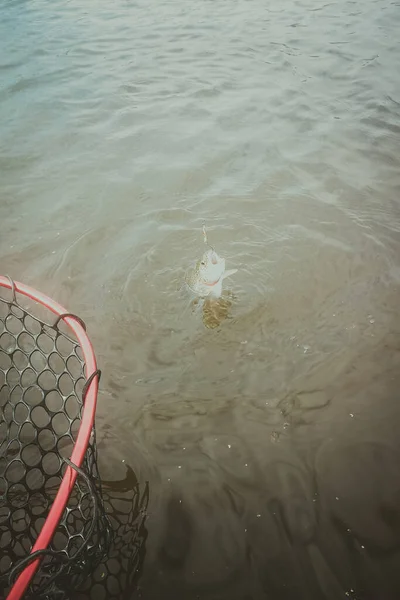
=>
[72,469,149,600]
[0,276,111,600]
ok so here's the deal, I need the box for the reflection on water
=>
[1,0,400,597]
[191,294,234,329]
[202,295,233,330]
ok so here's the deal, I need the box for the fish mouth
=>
[210,251,218,265]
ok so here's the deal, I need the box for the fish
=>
[185,226,237,298]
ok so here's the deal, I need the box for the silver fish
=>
[186,247,237,298]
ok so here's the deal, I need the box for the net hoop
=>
[0,276,100,600]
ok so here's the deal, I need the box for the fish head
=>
[197,249,226,284]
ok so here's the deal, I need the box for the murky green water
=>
[1,0,400,598]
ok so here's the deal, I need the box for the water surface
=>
[1,0,400,598]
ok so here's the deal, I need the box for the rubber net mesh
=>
[72,472,149,600]
[0,283,113,599]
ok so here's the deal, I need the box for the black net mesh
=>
[0,280,112,599]
[72,469,149,600]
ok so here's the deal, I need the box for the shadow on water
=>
[137,440,400,600]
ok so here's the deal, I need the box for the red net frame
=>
[0,275,103,600]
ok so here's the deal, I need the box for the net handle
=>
[0,276,100,600]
